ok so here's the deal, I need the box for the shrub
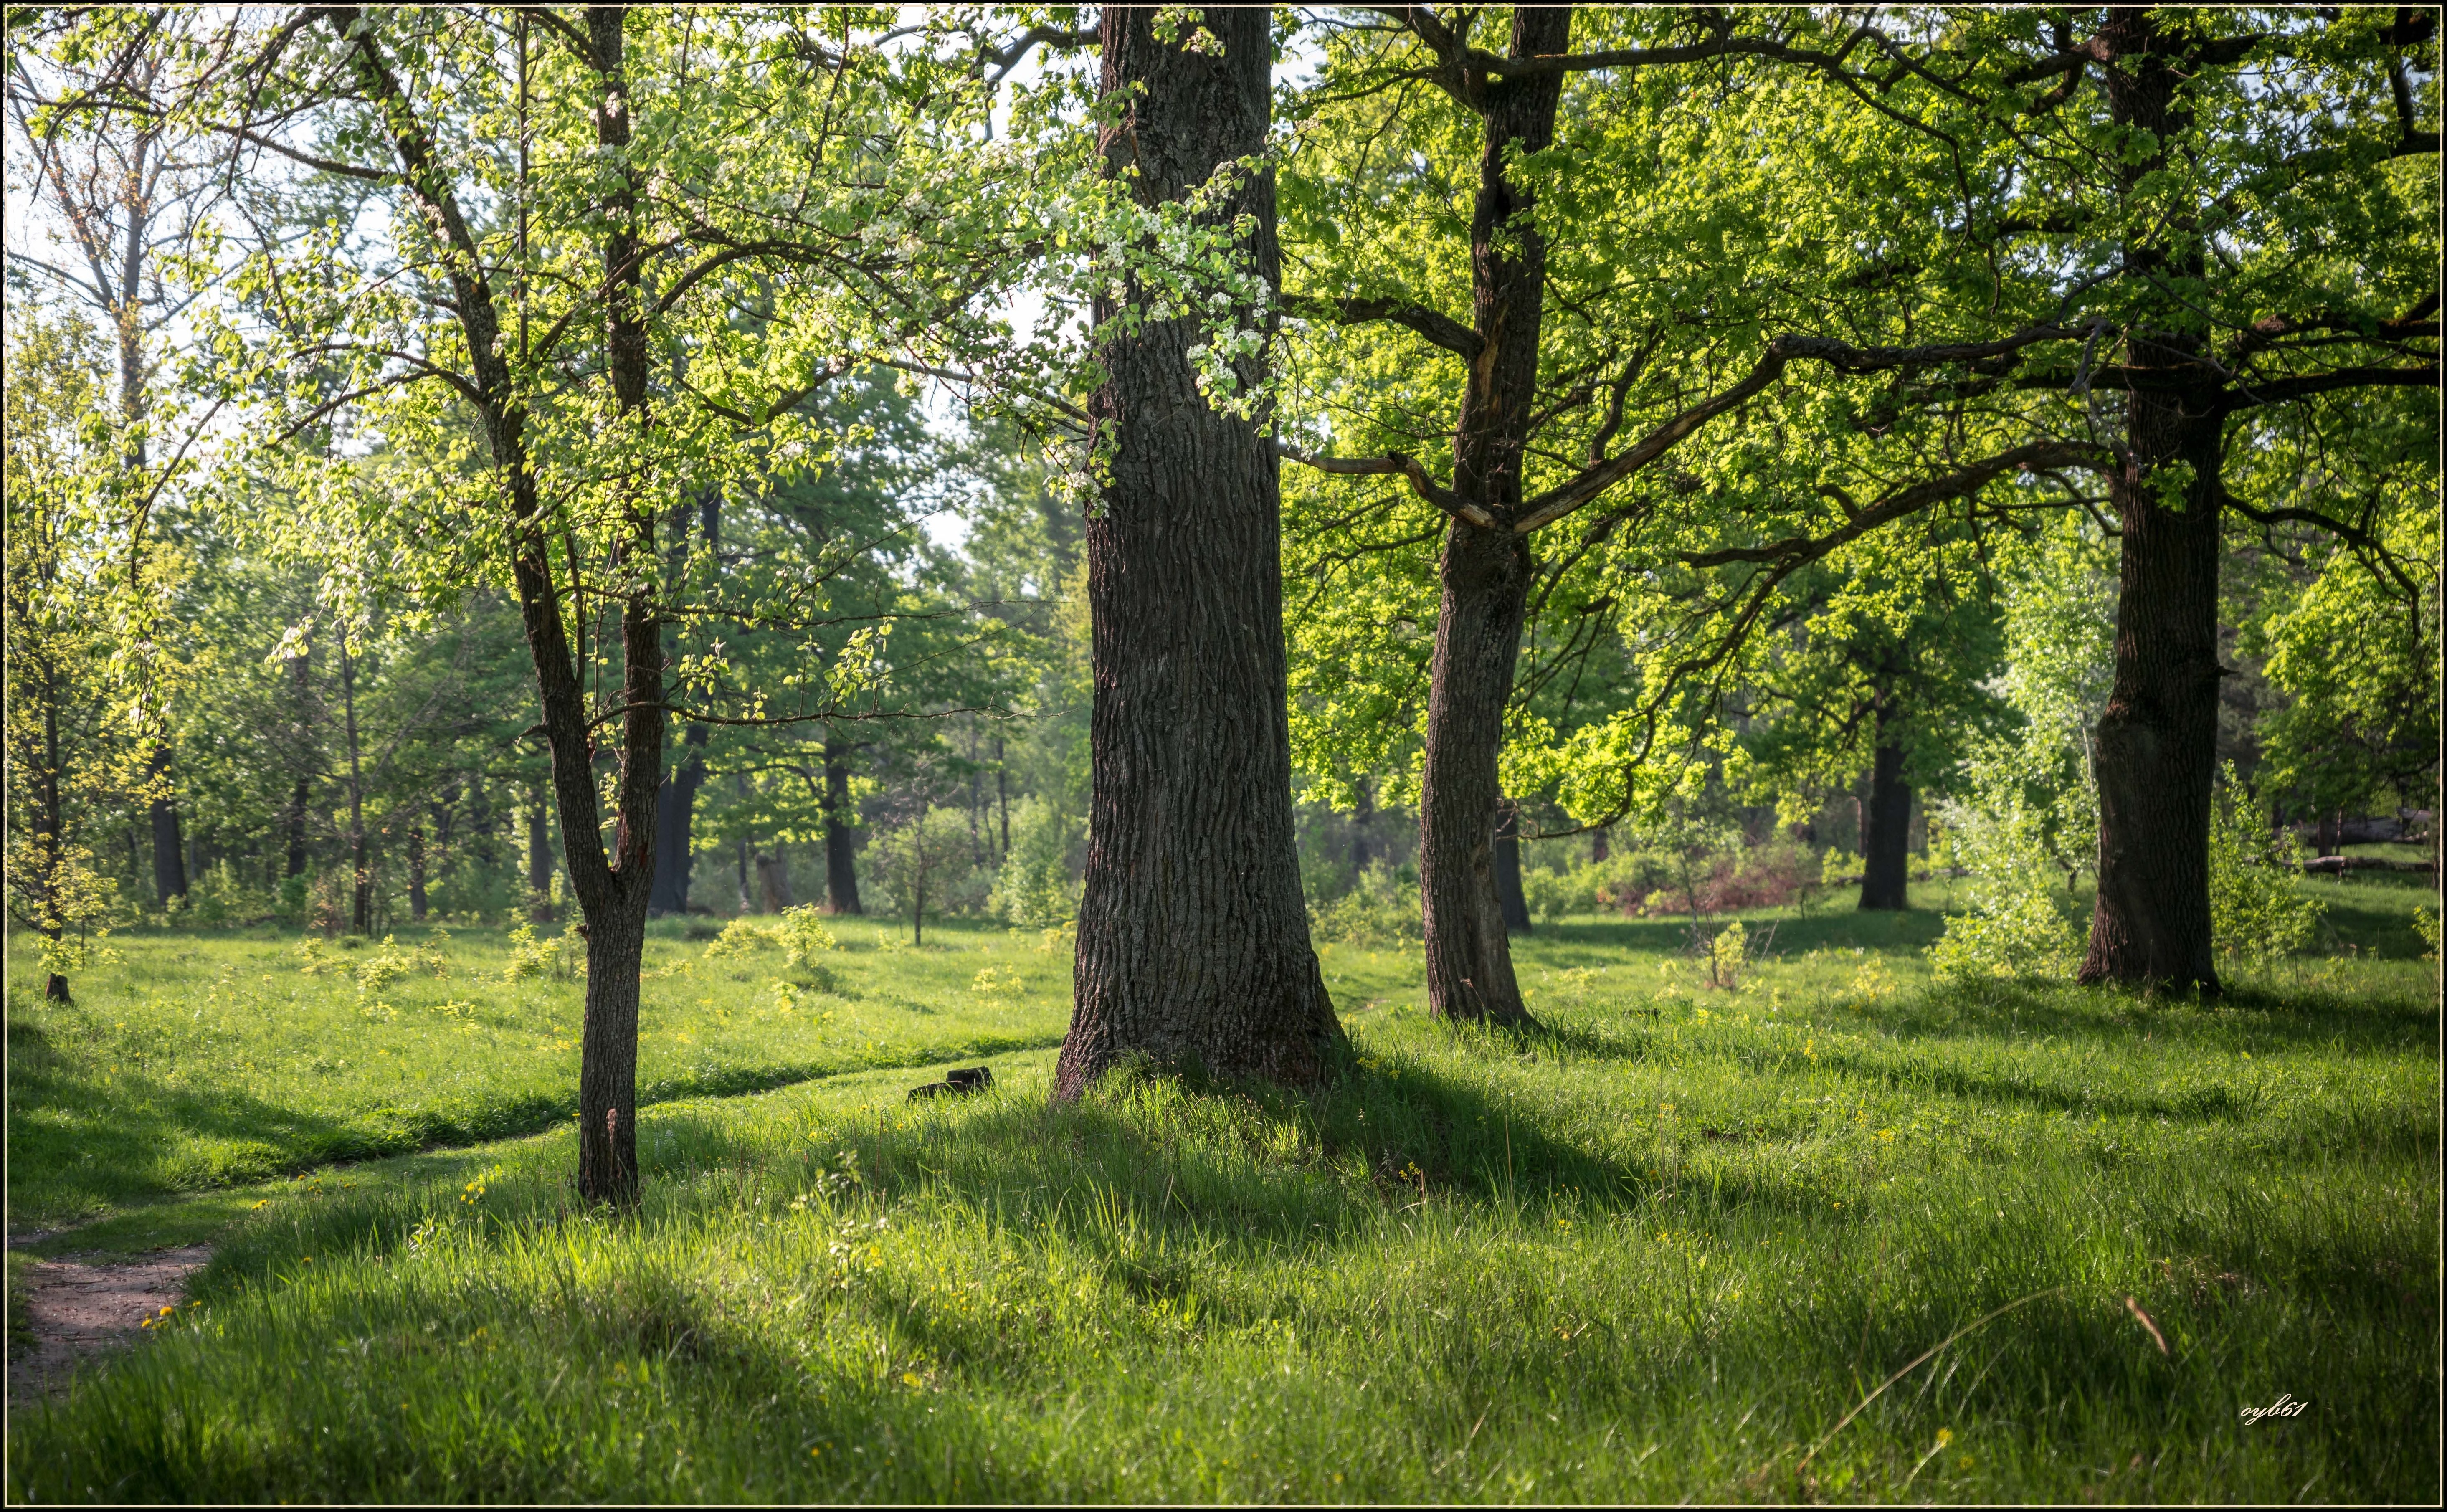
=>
[1928,759,2084,983]
[1309,861,1420,948]
[990,796,1083,929]
[2208,763,2325,965]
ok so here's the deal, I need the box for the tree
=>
[1733,540,2012,912]
[867,805,973,947]
[3,310,140,1001]
[179,5,1044,1200]
[7,13,225,908]
[1054,4,1345,1099]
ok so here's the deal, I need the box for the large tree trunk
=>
[1056,3,1343,1100]
[2079,8,2222,992]
[1494,797,1531,935]
[1413,8,1569,1026]
[821,740,863,915]
[1858,719,1912,912]
[147,744,187,906]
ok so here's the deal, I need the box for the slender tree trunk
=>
[1494,797,1531,934]
[822,740,863,915]
[649,492,712,916]
[995,735,1011,857]
[648,722,706,915]
[527,789,554,922]
[286,776,311,878]
[1591,826,1610,864]
[407,822,428,921]
[758,843,793,912]
[340,640,370,932]
[1057,4,1343,1100]
[147,744,187,906]
[41,694,70,1002]
[1414,7,1570,1027]
[1350,779,1375,876]
[1858,715,1913,912]
[2079,7,2221,993]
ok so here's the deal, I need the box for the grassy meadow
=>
[6,878,2439,1503]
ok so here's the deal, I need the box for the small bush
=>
[1310,861,1420,948]
[1928,767,2084,983]
[2209,763,2325,965]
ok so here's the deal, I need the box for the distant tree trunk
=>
[649,491,713,916]
[1414,7,1570,1028]
[995,734,1011,857]
[1494,798,1531,934]
[822,740,863,915]
[147,743,187,906]
[527,788,554,922]
[1859,714,1913,912]
[407,822,428,922]
[1056,4,1343,1100]
[40,696,71,1001]
[758,843,793,913]
[1350,779,1375,875]
[1591,826,1610,864]
[286,776,311,878]
[340,641,369,933]
[2078,7,2220,993]
[647,722,706,915]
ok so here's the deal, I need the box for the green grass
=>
[6,882,2438,1503]
[4,917,1074,1227]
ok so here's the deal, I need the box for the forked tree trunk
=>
[1056,3,1343,1100]
[2079,7,2222,992]
[1415,7,1569,1026]
[822,740,863,914]
[1858,723,1912,912]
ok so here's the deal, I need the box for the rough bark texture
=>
[146,745,186,906]
[1858,725,1913,912]
[2079,7,2222,992]
[1415,7,1571,1025]
[1056,4,1343,1100]
[822,741,863,915]
[1493,798,1531,935]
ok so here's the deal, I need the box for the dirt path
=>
[7,1245,213,1407]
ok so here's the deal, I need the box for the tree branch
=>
[1277,442,1494,528]
[1282,292,1484,360]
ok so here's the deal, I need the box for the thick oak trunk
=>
[2079,408,2224,989]
[1858,726,1912,912]
[1415,7,1569,1026]
[822,741,863,915]
[2080,8,2222,992]
[1056,4,1342,1099]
